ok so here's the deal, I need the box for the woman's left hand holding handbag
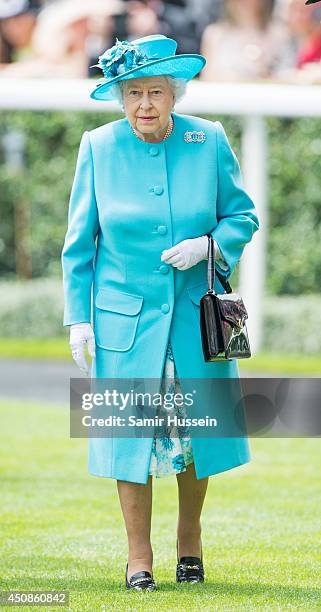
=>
[69,323,96,376]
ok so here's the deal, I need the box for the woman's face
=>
[122,76,175,141]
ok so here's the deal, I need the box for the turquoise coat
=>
[61,112,259,484]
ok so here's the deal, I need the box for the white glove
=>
[69,323,96,376]
[160,236,209,271]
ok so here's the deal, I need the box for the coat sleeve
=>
[61,131,99,326]
[210,121,260,278]
[213,239,229,271]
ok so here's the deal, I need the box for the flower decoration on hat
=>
[92,38,152,79]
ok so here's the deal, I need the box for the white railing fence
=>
[2,79,321,352]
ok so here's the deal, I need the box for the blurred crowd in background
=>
[1,0,321,82]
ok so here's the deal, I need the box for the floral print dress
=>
[148,340,194,478]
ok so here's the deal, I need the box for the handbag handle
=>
[206,233,233,294]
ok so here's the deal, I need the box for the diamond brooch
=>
[184,131,206,143]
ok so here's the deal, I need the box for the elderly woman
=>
[61,34,259,592]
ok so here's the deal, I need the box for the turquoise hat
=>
[90,34,206,101]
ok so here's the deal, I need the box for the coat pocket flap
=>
[187,282,209,306]
[95,288,144,316]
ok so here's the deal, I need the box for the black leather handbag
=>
[200,234,251,362]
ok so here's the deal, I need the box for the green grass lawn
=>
[0,400,320,611]
[0,338,321,374]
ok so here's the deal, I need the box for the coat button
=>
[159,264,169,274]
[161,303,170,314]
[149,146,159,157]
[153,185,164,196]
[157,225,167,235]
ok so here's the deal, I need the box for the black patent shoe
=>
[125,563,157,591]
[176,540,205,583]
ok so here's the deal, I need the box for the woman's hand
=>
[161,236,208,271]
[69,323,96,376]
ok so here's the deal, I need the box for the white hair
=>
[109,76,188,111]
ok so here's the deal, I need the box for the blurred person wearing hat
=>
[0,0,125,77]
[61,34,259,591]
[0,0,40,65]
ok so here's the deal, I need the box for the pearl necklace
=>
[132,116,174,142]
